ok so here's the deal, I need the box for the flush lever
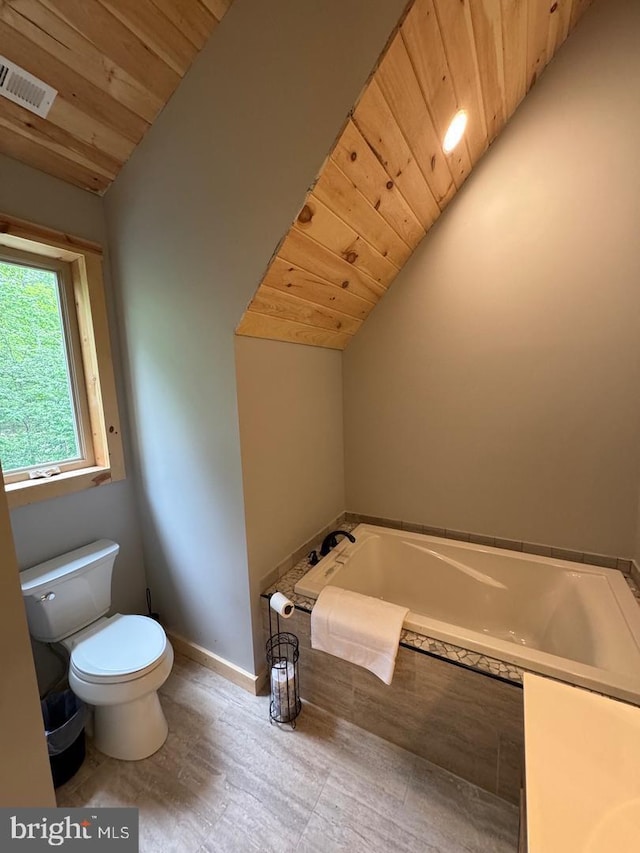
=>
[39,591,55,602]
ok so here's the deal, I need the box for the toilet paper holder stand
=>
[266,594,301,729]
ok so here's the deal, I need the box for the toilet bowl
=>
[66,614,174,760]
[20,540,174,761]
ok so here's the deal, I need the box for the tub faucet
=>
[319,530,356,557]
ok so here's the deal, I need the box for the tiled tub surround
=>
[261,525,640,802]
[261,601,524,804]
[297,525,640,705]
[266,534,640,696]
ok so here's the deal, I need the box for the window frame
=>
[0,212,125,508]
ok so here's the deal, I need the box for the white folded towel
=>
[310,586,409,685]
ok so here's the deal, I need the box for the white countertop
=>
[524,672,640,853]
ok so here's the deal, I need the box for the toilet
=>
[20,540,174,761]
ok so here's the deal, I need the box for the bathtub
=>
[295,524,640,705]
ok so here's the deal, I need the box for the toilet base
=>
[93,691,169,760]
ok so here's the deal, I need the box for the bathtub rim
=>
[295,523,640,706]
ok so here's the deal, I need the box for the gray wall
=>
[0,153,147,614]
[235,336,344,615]
[344,0,640,559]
[105,0,406,672]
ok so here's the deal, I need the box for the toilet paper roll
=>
[269,591,294,618]
[271,660,295,722]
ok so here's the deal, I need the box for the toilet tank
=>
[20,540,119,643]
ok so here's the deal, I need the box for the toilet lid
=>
[70,614,167,681]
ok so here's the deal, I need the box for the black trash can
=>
[41,690,86,788]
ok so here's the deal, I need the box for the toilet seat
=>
[70,614,168,684]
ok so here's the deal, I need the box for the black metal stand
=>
[267,597,301,728]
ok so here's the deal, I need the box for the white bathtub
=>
[295,524,640,704]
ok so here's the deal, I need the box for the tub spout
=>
[319,530,356,557]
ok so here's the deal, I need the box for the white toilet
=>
[20,540,174,761]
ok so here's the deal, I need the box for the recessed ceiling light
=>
[443,110,468,154]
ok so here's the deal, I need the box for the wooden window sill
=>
[5,465,118,510]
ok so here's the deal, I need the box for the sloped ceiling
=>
[236,0,594,350]
[0,0,232,193]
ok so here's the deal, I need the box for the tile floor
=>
[57,653,519,852]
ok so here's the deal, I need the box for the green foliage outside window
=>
[0,260,80,473]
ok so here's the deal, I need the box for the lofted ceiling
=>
[0,0,232,193]
[236,0,594,350]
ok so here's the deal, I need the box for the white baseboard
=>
[168,631,266,695]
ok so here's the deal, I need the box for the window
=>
[0,213,125,508]
[0,249,94,481]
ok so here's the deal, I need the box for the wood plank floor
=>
[57,653,519,852]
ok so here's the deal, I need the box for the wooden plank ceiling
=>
[237,0,594,350]
[0,0,232,193]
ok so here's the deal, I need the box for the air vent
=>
[0,55,57,118]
